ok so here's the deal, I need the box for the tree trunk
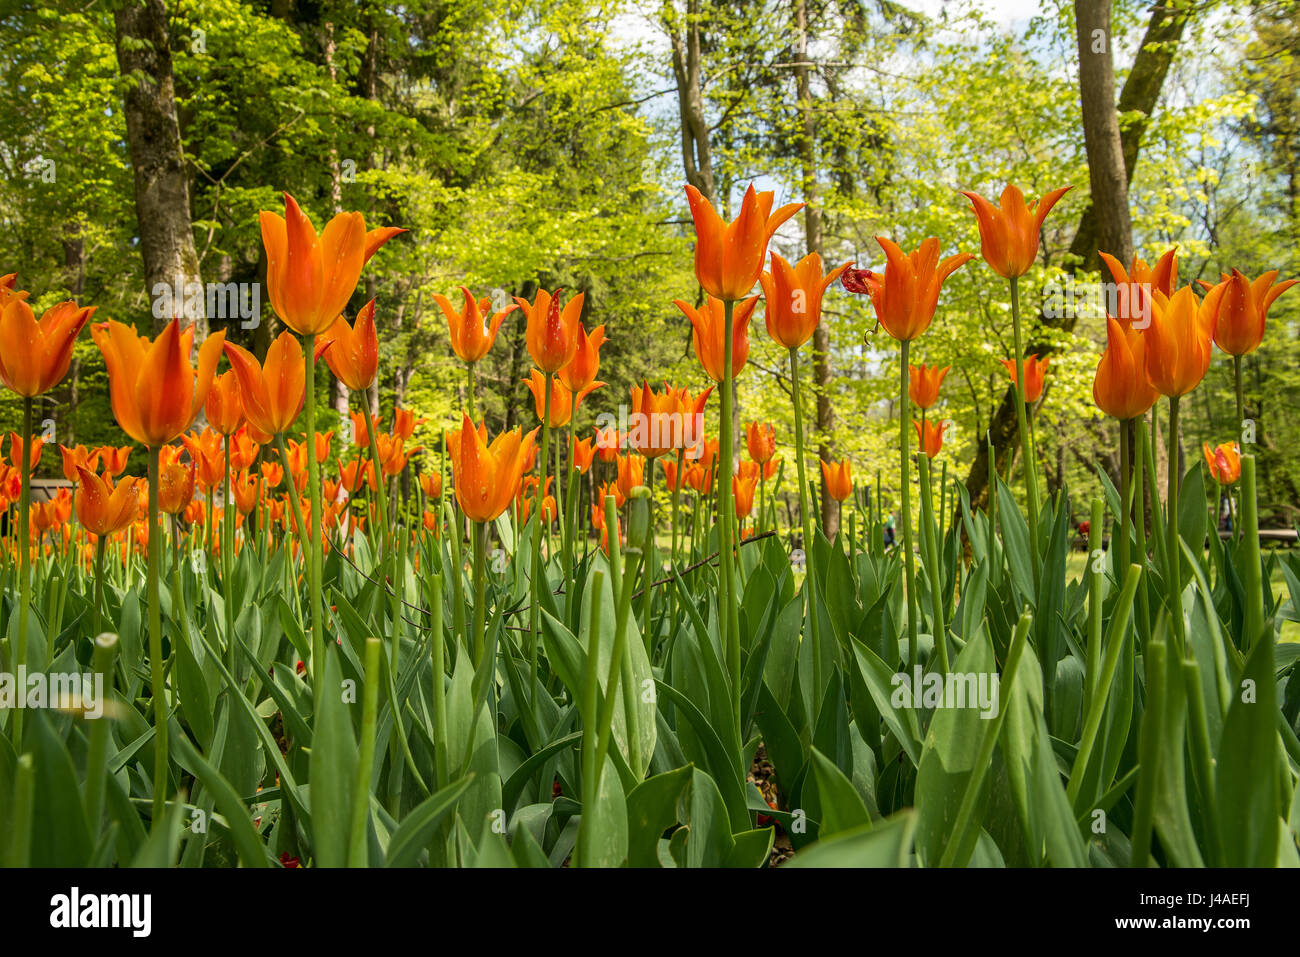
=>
[665,0,715,203]
[114,0,205,336]
[963,0,1190,510]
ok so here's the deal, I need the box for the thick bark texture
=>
[114,0,204,336]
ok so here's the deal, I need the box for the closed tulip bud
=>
[205,370,244,435]
[625,485,651,553]
[760,252,851,350]
[1093,318,1157,421]
[732,471,758,520]
[820,458,853,502]
[908,364,949,411]
[1000,355,1050,404]
[913,419,945,459]
[674,294,759,382]
[1145,286,1216,398]
[0,290,95,397]
[745,422,776,464]
[1207,268,1296,358]
[320,300,380,392]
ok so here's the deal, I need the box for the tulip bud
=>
[624,486,651,555]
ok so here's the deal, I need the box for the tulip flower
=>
[674,294,759,383]
[229,426,259,471]
[841,237,972,343]
[58,445,101,484]
[1207,269,1295,358]
[908,364,949,412]
[260,193,402,336]
[733,471,758,522]
[436,287,516,365]
[450,413,538,663]
[419,471,443,500]
[913,419,945,459]
[959,184,1072,280]
[75,466,138,537]
[999,355,1050,404]
[517,288,584,373]
[9,432,43,472]
[572,436,596,475]
[223,333,306,438]
[1203,441,1241,486]
[820,458,853,502]
[559,323,607,392]
[684,183,803,302]
[0,293,95,398]
[519,476,557,524]
[99,444,131,476]
[760,252,851,350]
[205,370,244,435]
[449,415,538,524]
[525,369,601,429]
[595,426,622,463]
[1093,318,1157,422]
[628,381,681,460]
[339,458,375,495]
[745,422,776,465]
[1144,287,1216,399]
[231,471,261,514]
[92,318,226,448]
[321,299,379,392]
[393,407,424,442]
[158,448,197,516]
[1099,248,1179,327]
[615,454,645,502]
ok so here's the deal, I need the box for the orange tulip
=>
[1099,248,1179,327]
[1093,318,1157,421]
[260,193,402,335]
[223,332,305,437]
[261,461,285,489]
[908,364,949,411]
[58,445,100,484]
[519,476,557,524]
[313,431,333,464]
[158,447,197,515]
[205,370,244,435]
[599,479,625,510]
[98,444,131,477]
[745,422,776,465]
[419,471,443,500]
[231,471,261,514]
[181,429,225,491]
[820,458,853,502]
[74,467,138,536]
[841,238,972,342]
[999,355,1050,404]
[524,369,601,429]
[594,425,622,463]
[662,458,680,491]
[559,323,607,393]
[422,510,440,533]
[92,318,226,447]
[628,381,681,459]
[230,425,260,471]
[321,299,379,391]
[435,287,516,364]
[759,251,851,349]
[1206,268,1297,358]
[448,414,538,523]
[393,407,424,441]
[339,458,374,495]
[959,184,1072,279]
[913,419,945,459]
[0,290,95,397]
[1203,441,1241,485]
[732,471,758,520]
[615,454,645,500]
[1144,287,1216,398]
[674,294,759,382]
[684,183,803,301]
[517,288,584,373]
[9,432,43,472]
[685,459,715,494]
[573,436,596,474]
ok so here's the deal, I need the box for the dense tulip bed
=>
[0,182,1298,869]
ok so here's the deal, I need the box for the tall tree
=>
[114,0,204,335]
